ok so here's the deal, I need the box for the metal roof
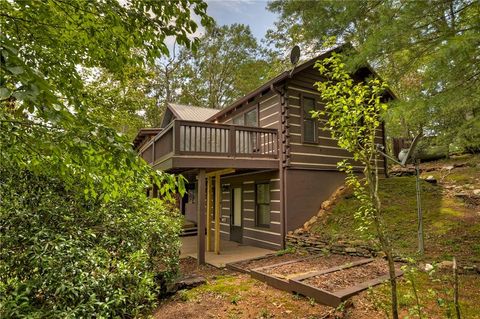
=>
[168,103,220,122]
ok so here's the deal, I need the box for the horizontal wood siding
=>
[218,91,281,131]
[221,171,282,250]
[259,92,280,130]
[285,66,386,171]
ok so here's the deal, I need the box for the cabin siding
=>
[285,67,386,171]
[258,92,281,130]
[218,171,282,250]
[218,91,281,131]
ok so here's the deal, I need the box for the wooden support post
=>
[214,174,221,255]
[206,176,212,252]
[197,169,206,265]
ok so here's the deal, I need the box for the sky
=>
[205,0,277,42]
[165,0,278,57]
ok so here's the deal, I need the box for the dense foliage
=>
[1,0,209,316]
[268,0,480,154]
[0,167,182,318]
[80,66,159,140]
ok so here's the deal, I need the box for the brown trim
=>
[300,92,319,144]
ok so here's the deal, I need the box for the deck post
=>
[197,169,206,265]
[206,176,213,252]
[214,174,221,254]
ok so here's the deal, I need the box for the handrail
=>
[140,120,279,164]
[176,119,278,134]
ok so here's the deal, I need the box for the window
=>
[256,183,270,227]
[245,108,258,127]
[233,115,244,125]
[302,96,317,143]
[232,107,258,127]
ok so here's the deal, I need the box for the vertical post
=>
[206,176,212,252]
[215,174,221,254]
[415,160,424,254]
[197,169,206,265]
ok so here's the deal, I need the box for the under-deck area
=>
[181,236,274,268]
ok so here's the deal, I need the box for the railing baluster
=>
[224,129,227,153]
[222,129,225,153]
[199,127,202,152]
[184,125,187,152]
[267,133,270,154]
[160,120,278,158]
[185,125,187,152]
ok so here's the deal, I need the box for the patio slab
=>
[181,235,275,268]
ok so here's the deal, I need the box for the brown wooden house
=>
[133,47,388,262]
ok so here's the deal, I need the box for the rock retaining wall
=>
[286,232,379,258]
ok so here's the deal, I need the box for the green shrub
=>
[456,118,480,154]
[0,168,182,318]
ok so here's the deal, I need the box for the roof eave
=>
[206,45,348,122]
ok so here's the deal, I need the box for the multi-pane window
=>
[302,96,317,143]
[256,183,270,227]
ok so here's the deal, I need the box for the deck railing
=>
[139,120,278,165]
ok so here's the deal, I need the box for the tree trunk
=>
[367,160,399,319]
[385,248,399,319]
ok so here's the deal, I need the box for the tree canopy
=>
[0,0,210,316]
[267,0,480,152]
[175,23,272,109]
[0,0,211,193]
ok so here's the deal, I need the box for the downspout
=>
[270,83,287,249]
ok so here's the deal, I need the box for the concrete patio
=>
[181,235,275,268]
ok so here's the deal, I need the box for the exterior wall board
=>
[220,171,282,250]
[286,78,387,172]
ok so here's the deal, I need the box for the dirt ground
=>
[154,257,386,319]
[154,256,480,319]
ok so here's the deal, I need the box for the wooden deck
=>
[138,120,279,171]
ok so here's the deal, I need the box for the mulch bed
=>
[262,254,362,280]
[303,259,394,292]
